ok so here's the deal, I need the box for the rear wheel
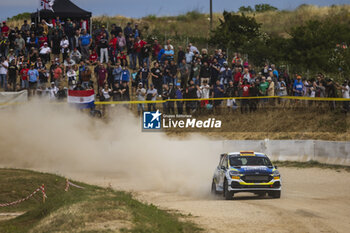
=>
[268,190,281,198]
[223,179,234,200]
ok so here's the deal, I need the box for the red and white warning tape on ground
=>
[65,179,85,192]
[0,185,47,207]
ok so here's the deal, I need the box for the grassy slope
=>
[0,169,201,233]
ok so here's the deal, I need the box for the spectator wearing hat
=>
[39,42,51,64]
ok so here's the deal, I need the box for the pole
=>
[210,0,213,31]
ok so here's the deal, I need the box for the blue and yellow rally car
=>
[211,151,281,200]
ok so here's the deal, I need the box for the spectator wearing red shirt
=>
[117,51,128,67]
[109,34,118,64]
[88,50,98,65]
[152,39,161,61]
[233,66,243,85]
[97,63,107,90]
[38,33,48,48]
[240,79,251,114]
[1,22,10,37]
[20,64,29,89]
[134,36,146,68]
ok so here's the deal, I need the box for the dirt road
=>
[69,167,350,233]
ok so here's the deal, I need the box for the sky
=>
[0,0,349,21]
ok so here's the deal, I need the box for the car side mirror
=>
[221,166,226,170]
[275,166,278,169]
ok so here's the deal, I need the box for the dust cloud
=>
[0,100,221,196]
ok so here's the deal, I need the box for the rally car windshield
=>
[229,156,272,167]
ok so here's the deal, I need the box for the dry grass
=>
[7,5,350,40]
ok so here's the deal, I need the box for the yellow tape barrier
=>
[95,96,350,105]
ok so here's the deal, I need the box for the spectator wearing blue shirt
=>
[121,66,130,83]
[163,47,174,61]
[112,63,122,84]
[293,75,304,96]
[79,30,92,61]
[158,46,165,63]
[28,64,39,95]
[212,79,225,109]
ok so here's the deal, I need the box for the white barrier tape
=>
[65,179,85,191]
[0,185,46,207]
[68,181,85,189]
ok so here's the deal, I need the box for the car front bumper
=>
[228,179,281,192]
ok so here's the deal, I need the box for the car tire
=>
[223,179,234,200]
[211,180,218,195]
[269,190,281,198]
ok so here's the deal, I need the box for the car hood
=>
[231,166,274,175]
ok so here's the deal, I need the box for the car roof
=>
[227,151,267,157]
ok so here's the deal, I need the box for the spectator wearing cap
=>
[99,32,109,64]
[124,22,133,39]
[20,20,30,34]
[39,42,51,64]
[133,24,141,39]
[293,75,304,96]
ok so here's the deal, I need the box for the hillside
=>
[8,4,350,40]
[0,169,200,233]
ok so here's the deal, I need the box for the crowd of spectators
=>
[0,18,349,114]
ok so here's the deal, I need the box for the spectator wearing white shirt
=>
[70,47,82,64]
[39,42,51,64]
[0,56,9,91]
[49,82,58,100]
[60,35,69,61]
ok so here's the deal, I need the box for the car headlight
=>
[229,170,240,176]
[272,170,280,177]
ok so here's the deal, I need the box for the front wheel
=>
[211,180,218,195]
[268,190,281,198]
[223,179,234,200]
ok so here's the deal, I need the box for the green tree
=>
[238,6,253,13]
[209,11,262,51]
[287,20,350,73]
[254,4,278,12]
